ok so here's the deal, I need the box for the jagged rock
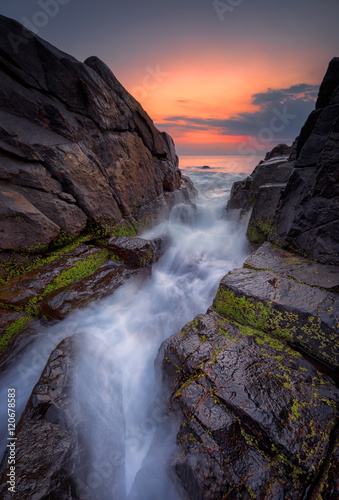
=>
[0,335,125,499]
[0,245,107,309]
[226,154,293,215]
[107,236,161,267]
[41,261,150,320]
[264,143,291,160]
[246,183,287,244]
[270,59,339,265]
[213,266,339,369]
[160,310,339,500]
[227,58,339,264]
[245,242,339,291]
[0,15,194,253]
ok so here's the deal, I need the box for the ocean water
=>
[179,154,260,174]
[0,158,254,499]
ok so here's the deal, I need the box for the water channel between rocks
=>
[0,166,252,499]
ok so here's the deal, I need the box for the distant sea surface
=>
[179,155,261,175]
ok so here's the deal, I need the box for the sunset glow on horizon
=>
[2,0,339,155]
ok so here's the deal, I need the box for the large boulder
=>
[0,15,195,253]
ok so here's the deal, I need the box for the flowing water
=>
[0,156,256,498]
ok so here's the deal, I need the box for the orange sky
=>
[120,46,329,155]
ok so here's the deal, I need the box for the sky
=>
[1,0,339,155]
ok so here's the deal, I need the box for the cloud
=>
[160,83,320,141]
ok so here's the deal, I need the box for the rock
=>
[246,183,287,244]
[41,261,150,320]
[0,15,194,253]
[0,335,125,499]
[0,309,32,356]
[0,185,60,251]
[201,165,211,169]
[0,245,108,308]
[213,266,339,370]
[245,242,339,292]
[227,58,339,265]
[264,143,292,161]
[272,111,339,264]
[107,236,161,267]
[160,310,339,500]
[226,155,294,216]
[316,57,339,109]
[269,59,339,265]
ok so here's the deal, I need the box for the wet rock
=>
[41,261,150,320]
[0,335,125,499]
[0,15,193,252]
[264,143,292,161]
[0,185,60,251]
[246,183,287,244]
[245,242,339,291]
[107,236,161,267]
[213,267,339,369]
[160,311,339,500]
[270,59,339,265]
[0,245,107,308]
[226,155,293,216]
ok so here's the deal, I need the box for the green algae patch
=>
[0,234,93,286]
[0,315,33,354]
[213,287,292,342]
[212,284,338,369]
[43,249,109,296]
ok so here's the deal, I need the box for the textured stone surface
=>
[160,311,339,500]
[245,242,339,291]
[271,59,339,265]
[0,335,125,499]
[107,236,161,267]
[0,245,106,308]
[41,261,150,320]
[213,267,339,369]
[0,15,194,253]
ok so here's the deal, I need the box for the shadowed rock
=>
[0,15,195,253]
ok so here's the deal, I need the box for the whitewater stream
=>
[0,165,252,498]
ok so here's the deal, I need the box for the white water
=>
[0,166,252,498]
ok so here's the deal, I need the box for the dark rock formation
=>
[264,143,292,161]
[41,261,150,320]
[160,309,339,499]
[226,154,294,215]
[107,236,162,268]
[0,334,125,499]
[227,58,339,265]
[0,15,195,253]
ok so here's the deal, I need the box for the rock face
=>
[0,15,195,253]
[272,58,339,265]
[227,58,339,265]
[107,236,162,267]
[0,335,125,499]
[159,243,339,498]
[160,309,339,500]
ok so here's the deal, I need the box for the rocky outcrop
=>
[0,15,195,254]
[272,58,339,265]
[107,236,163,267]
[227,58,339,265]
[160,308,338,500]
[159,241,339,499]
[0,335,125,499]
